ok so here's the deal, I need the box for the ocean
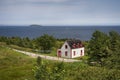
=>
[0,26,120,41]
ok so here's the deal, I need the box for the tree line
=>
[0,34,57,53]
[88,30,120,69]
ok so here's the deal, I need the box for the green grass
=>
[34,59,120,80]
[1,42,120,80]
[7,43,57,57]
[0,45,36,80]
[35,47,57,56]
[0,42,60,57]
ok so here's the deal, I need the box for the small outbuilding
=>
[57,39,84,58]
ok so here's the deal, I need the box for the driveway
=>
[13,49,81,62]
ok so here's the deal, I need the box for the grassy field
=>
[0,42,120,80]
[0,45,35,80]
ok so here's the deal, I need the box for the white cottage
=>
[57,39,84,58]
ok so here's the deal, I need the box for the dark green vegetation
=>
[0,30,120,80]
[0,34,59,53]
[0,44,35,80]
[0,34,63,56]
[35,34,56,53]
[34,57,120,80]
[0,36,33,48]
[88,31,120,69]
[34,57,65,80]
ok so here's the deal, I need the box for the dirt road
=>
[13,49,81,62]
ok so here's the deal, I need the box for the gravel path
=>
[13,49,81,62]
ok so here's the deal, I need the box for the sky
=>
[0,0,120,26]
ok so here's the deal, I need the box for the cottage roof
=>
[66,39,84,49]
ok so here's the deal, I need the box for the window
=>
[65,45,68,49]
[74,51,76,56]
[81,50,83,56]
[65,51,67,56]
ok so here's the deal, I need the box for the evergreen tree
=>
[88,31,110,66]
[36,34,56,53]
[88,30,120,68]
[105,31,120,69]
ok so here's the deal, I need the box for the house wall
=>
[61,41,71,58]
[57,41,85,58]
[71,47,84,58]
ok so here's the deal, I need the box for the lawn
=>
[1,42,120,80]
[0,45,35,80]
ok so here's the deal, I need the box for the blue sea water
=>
[0,26,120,41]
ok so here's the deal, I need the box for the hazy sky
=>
[0,0,120,25]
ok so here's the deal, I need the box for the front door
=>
[58,50,61,57]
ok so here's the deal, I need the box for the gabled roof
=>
[66,39,84,49]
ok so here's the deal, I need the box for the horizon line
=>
[0,24,120,26]
[0,25,120,27]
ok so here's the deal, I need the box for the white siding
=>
[58,41,85,58]
[61,41,71,58]
[71,47,84,58]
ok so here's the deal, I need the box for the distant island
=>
[29,24,42,27]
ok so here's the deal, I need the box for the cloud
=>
[26,0,69,3]
[0,0,120,25]
[0,0,69,5]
